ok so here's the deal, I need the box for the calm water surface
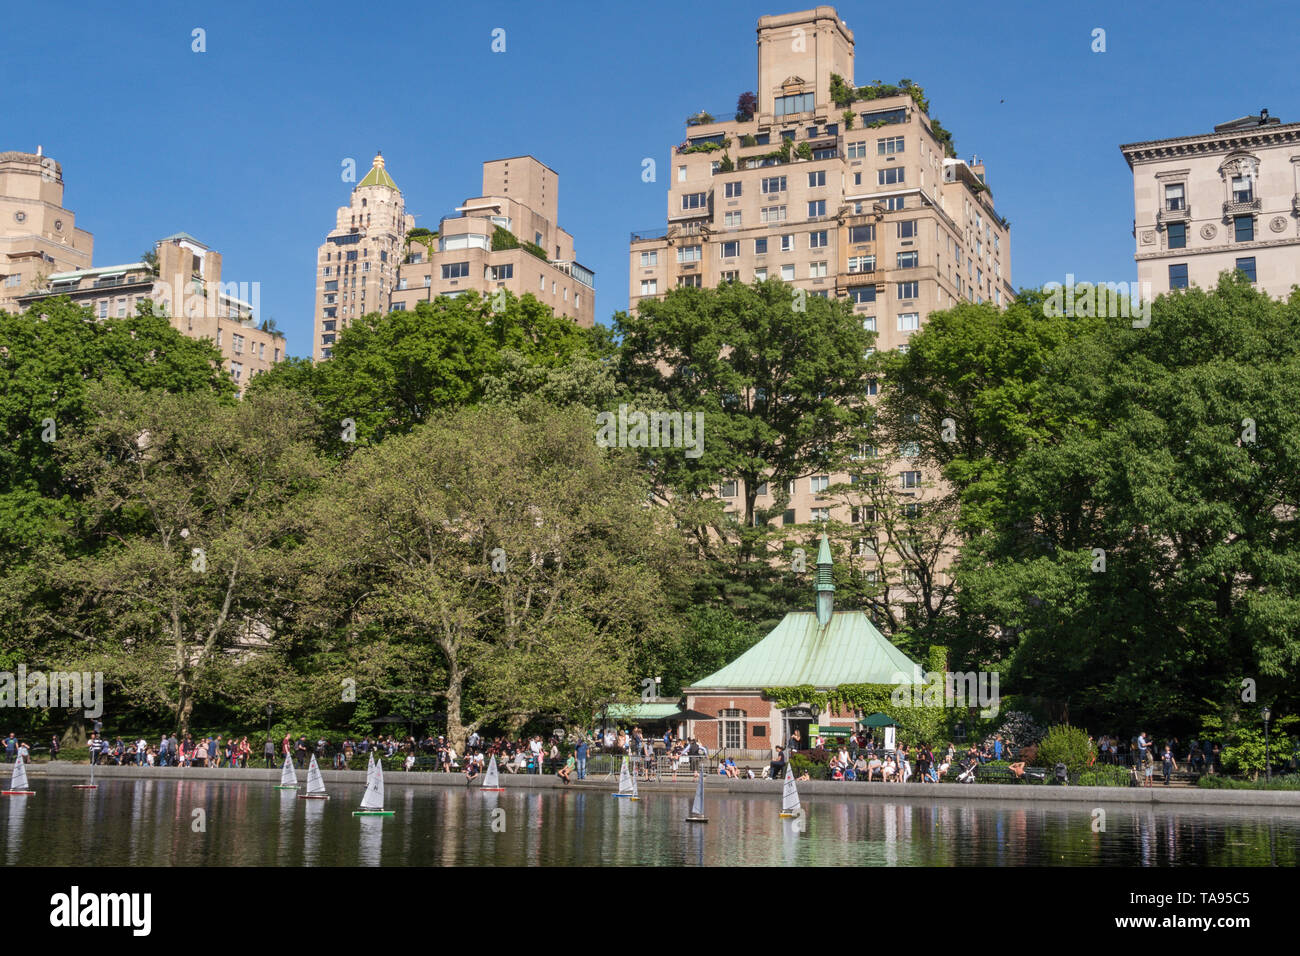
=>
[2,779,1297,866]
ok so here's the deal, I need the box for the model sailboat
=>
[613,756,636,798]
[353,753,395,816]
[298,754,329,799]
[3,757,34,796]
[274,752,298,790]
[685,769,708,823]
[480,755,503,792]
[779,764,801,818]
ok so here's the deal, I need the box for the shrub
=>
[789,752,829,780]
[1197,774,1300,791]
[842,110,855,130]
[491,226,518,251]
[686,111,715,127]
[1077,765,1130,787]
[984,711,1044,751]
[795,142,812,160]
[740,134,757,148]
[734,91,756,123]
[1036,725,1094,773]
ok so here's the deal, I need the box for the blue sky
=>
[4,1,1296,358]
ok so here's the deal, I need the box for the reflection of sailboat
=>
[302,797,325,867]
[298,754,329,799]
[357,814,384,866]
[3,758,34,796]
[613,757,635,798]
[685,770,707,822]
[480,755,503,792]
[73,757,97,791]
[779,765,801,818]
[353,754,395,816]
[274,752,298,790]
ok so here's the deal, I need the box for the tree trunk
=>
[176,679,194,737]
[444,666,466,752]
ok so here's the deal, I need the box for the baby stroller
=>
[956,759,977,783]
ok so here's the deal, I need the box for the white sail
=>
[306,754,326,795]
[279,752,296,787]
[10,758,29,791]
[617,756,634,795]
[690,771,705,816]
[630,761,639,798]
[360,755,385,810]
[482,755,500,788]
[781,765,801,813]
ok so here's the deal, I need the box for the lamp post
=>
[266,704,273,742]
[1261,705,1272,783]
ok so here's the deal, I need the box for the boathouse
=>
[682,534,920,756]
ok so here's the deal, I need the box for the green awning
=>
[602,703,682,721]
[861,712,897,728]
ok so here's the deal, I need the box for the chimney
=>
[815,533,835,627]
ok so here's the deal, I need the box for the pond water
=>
[2,779,1296,866]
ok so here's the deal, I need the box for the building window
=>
[896,251,918,269]
[898,312,919,332]
[848,225,874,244]
[774,92,815,117]
[232,333,245,354]
[641,279,658,295]
[441,261,470,279]
[230,361,243,381]
[865,377,878,396]
[724,181,742,198]
[782,509,796,526]
[897,281,918,299]
[809,230,828,248]
[1164,183,1185,211]
[848,255,875,273]
[719,709,745,750]
[491,264,514,280]
[677,274,702,288]
[808,200,826,218]
[811,508,830,522]
[640,251,658,267]
[1167,222,1186,249]
[1232,175,1254,203]
[861,316,877,333]
[720,480,738,498]
[897,220,917,239]
[877,136,904,155]
[811,475,830,493]
[678,166,687,182]
[878,167,905,186]
[807,170,826,188]
[677,245,702,263]
[761,176,787,194]
[721,241,739,258]
[1169,263,1189,289]
[883,196,905,211]
[780,264,795,281]
[392,302,407,311]
[761,205,787,223]
[847,142,867,159]
[720,270,740,283]
[854,172,862,186]
[901,471,922,489]
[754,238,768,255]
[724,211,742,228]
[780,234,794,252]
[809,261,828,278]
[1234,215,1254,242]
[754,268,767,281]
[1235,257,1257,282]
[861,107,907,126]
[681,192,707,210]
[849,286,876,304]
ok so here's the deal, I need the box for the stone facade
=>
[0,149,93,315]
[1121,111,1300,299]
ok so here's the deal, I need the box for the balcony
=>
[1223,197,1261,218]
[630,227,669,243]
[1155,204,1190,228]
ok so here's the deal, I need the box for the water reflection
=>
[2,779,1298,867]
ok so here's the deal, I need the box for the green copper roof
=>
[357,153,398,190]
[686,611,920,690]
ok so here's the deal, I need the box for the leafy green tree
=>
[31,382,324,734]
[296,401,680,748]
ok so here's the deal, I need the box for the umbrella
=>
[861,712,897,728]
[673,709,715,722]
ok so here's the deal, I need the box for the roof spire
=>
[357,152,398,191]
[815,533,835,627]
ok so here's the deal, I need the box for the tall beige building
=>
[1121,110,1300,299]
[0,149,93,315]
[628,6,1012,586]
[17,233,285,394]
[313,153,595,361]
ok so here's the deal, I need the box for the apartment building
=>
[17,232,284,394]
[1121,109,1300,299]
[627,6,1012,583]
[0,148,93,315]
[313,153,594,361]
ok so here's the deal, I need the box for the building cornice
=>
[1120,123,1300,166]
[1135,233,1299,261]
